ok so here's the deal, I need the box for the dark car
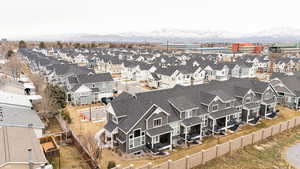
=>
[101,97,114,105]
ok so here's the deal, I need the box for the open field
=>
[195,125,300,169]
[100,106,300,168]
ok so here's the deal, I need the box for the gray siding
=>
[147,112,168,129]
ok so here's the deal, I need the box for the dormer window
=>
[153,118,162,127]
[212,104,218,112]
[225,103,231,108]
[245,97,251,103]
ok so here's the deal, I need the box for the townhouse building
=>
[103,78,277,154]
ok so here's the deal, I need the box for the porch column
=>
[246,109,249,123]
[199,124,202,140]
[111,133,114,148]
[225,116,228,131]
[264,103,267,117]
[170,132,173,150]
[185,127,188,146]
[212,120,215,136]
[151,137,154,149]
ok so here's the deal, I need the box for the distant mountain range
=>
[11,27,300,43]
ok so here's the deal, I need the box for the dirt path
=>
[286,143,300,169]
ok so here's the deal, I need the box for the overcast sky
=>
[1,0,300,38]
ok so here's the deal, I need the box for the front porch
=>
[178,117,203,146]
[208,109,240,134]
[146,125,173,153]
[260,102,277,119]
[242,103,260,125]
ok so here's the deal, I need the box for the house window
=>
[225,103,231,108]
[154,136,160,144]
[134,129,141,137]
[141,136,145,145]
[212,104,218,112]
[129,139,133,148]
[245,97,251,103]
[153,118,162,127]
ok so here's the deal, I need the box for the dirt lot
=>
[100,106,300,168]
[49,145,90,169]
[67,104,106,140]
[195,125,300,169]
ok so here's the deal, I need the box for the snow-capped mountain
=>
[11,27,300,42]
[253,27,300,38]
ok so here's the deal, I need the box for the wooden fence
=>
[56,115,100,169]
[114,116,300,169]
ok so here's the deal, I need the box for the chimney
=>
[28,148,33,169]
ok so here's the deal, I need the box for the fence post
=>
[185,155,190,169]
[147,162,152,169]
[251,133,255,144]
[279,123,282,133]
[201,150,205,165]
[216,145,219,157]
[229,140,232,154]
[287,120,290,130]
[241,136,244,148]
[271,126,274,136]
[168,160,172,169]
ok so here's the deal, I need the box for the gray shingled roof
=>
[147,125,173,137]
[104,121,117,132]
[182,117,202,127]
[168,96,197,112]
[210,107,237,119]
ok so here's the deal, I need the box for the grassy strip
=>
[194,125,300,169]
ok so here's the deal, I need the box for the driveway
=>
[286,143,300,168]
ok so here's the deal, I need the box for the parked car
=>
[101,97,114,105]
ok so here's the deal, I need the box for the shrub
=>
[107,161,116,169]
[61,110,72,123]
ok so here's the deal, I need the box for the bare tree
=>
[81,132,101,160]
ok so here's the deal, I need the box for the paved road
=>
[114,80,147,94]
[286,143,300,168]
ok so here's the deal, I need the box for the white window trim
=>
[245,97,251,103]
[129,128,146,149]
[212,104,218,112]
[153,118,162,128]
